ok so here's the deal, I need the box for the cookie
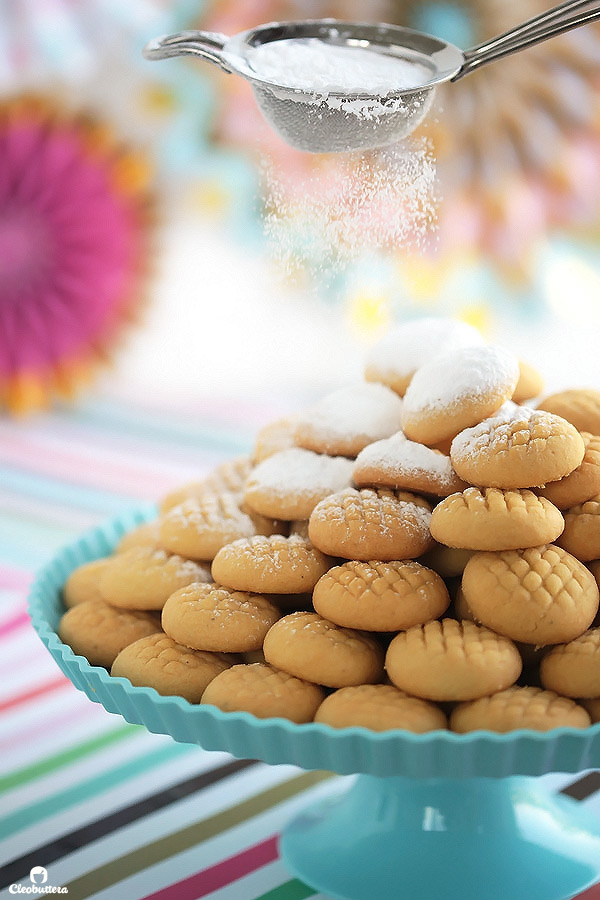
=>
[243,447,354,520]
[116,520,163,554]
[159,493,282,562]
[99,547,211,611]
[581,698,600,722]
[512,360,544,404]
[449,686,591,733]
[262,611,385,688]
[312,559,450,631]
[557,496,600,562]
[161,582,280,653]
[63,557,112,608]
[252,416,298,463]
[385,618,522,701]
[538,433,600,509]
[293,382,404,457]
[314,684,447,732]
[364,317,484,397]
[401,345,520,446]
[450,410,585,489]
[353,431,467,497]
[58,600,161,667]
[160,456,252,513]
[537,389,600,436]
[201,662,325,723]
[419,544,474,578]
[540,628,600,698]
[111,633,234,702]
[308,487,433,561]
[211,534,331,594]
[429,487,564,551]
[461,545,599,644]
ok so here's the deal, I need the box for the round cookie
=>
[293,382,404,457]
[99,547,211,611]
[116,520,163,554]
[308,487,433,561]
[385,618,522,702]
[159,493,281,562]
[581,698,600,723]
[58,600,161,668]
[111,633,234,702]
[314,684,447,732]
[429,487,564,551]
[201,662,325,723]
[419,544,474,578]
[353,431,467,497]
[512,360,544,404]
[540,628,600,698]
[450,410,585,489]
[243,447,354,520]
[537,388,600,436]
[401,345,520,446]
[462,545,599,645]
[160,456,252,513]
[263,611,385,688]
[211,534,331,594]
[538,433,600,509]
[161,582,280,653]
[558,496,600,562]
[450,686,591,733]
[364,316,484,396]
[312,559,450,631]
[252,416,298,463]
[63,557,112,608]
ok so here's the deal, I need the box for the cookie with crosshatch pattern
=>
[557,495,600,562]
[159,492,284,562]
[385,618,522,702]
[312,559,450,631]
[263,611,384,688]
[450,409,585,489]
[201,661,325,722]
[58,600,161,668]
[99,546,210,611]
[314,684,447,732]
[308,487,433,561]
[537,388,600,436]
[111,633,234,702]
[211,534,332,594]
[449,686,591,733]
[161,582,280,653]
[429,487,564,551]
[540,627,600,698]
[538,432,600,510]
[160,455,253,513]
[461,544,599,645]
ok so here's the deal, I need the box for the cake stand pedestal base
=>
[279,774,600,900]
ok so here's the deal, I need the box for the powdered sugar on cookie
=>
[353,431,466,496]
[294,382,404,456]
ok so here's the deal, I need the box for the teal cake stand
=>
[28,510,600,900]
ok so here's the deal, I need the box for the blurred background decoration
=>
[196,0,600,335]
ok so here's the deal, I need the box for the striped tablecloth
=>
[1,395,599,900]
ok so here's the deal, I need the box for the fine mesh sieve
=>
[143,2,600,153]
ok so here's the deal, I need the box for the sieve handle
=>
[453,0,600,80]
[142,30,233,73]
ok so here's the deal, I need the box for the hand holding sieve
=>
[143,1,600,153]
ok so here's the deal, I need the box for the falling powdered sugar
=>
[261,140,438,287]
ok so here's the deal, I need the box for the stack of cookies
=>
[58,317,600,734]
